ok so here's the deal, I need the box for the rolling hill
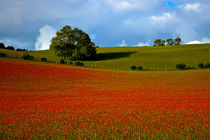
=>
[0,44,210,71]
[0,57,209,139]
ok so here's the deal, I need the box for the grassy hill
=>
[1,44,210,71]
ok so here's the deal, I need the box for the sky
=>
[0,0,210,50]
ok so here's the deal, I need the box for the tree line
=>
[153,37,181,46]
[0,42,28,51]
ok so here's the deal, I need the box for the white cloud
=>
[184,3,201,12]
[137,42,149,47]
[186,37,210,44]
[119,40,127,46]
[150,12,174,22]
[35,25,56,50]
[107,0,142,11]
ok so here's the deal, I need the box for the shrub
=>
[6,46,15,50]
[22,54,34,60]
[40,57,47,62]
[176,63,186,70]
[68,61,73,65]
[0,52,6,57]
[204,63,210,68]
[137,66,143,70]
[198,63,204,69]
[130,65,136,70]
[75,61,84,66]
[59,59,66,64]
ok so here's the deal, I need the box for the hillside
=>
[0,57,209,139]
[1,44,210,70]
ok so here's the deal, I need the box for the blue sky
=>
[0,0,210,50]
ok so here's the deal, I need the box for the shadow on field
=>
[92,51,137,61]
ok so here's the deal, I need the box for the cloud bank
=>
[35,25,56,50]
[0,0,210,49]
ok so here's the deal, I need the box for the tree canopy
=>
[153,39,165,46]
[0,42,5,49]
[50,25,96,61]
[174,37,181,45]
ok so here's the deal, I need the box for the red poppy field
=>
[0,58,209,139]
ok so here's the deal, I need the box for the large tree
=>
[50,25,96,61]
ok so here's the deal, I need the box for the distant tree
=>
[160,40,166,46]
[40,57,47,62]
[176,63,186,70]
[137,66,143,70]
[0,42,5,49]
[50,25,96,61]
[16,48,27,51]
[6,46,15,50]
[198,63,204,69]
[204,63,210,68]
[166,39,174,46]
[130,65,136,70]
[153,39,162,46]
[175,37,181,45]
[22,54,34,60]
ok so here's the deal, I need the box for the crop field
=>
[1,44,210,71]
[0,57,209,139]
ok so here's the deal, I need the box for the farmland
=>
[1,44,210,70]
[0,57,209,139]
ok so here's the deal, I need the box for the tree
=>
[0,42,5,49]
[160,40,165,46]
[153,39,162,46]
[198,63,204,69]
[175,37,181,45]
[176,63,186,70]
[6,46,14,50]
[166,39,174,46]
[130,65,136,70]
[50,25,96,61]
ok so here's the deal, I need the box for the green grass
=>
[1,44,210,71]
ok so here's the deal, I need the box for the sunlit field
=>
[1,44,210,71]
[0,58,209,139]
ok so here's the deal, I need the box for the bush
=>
[0,52,6,57]
[6,46,15,50]
[68,61,73,65]
[40,57,47,62]
[22,54,34,60]
[59,58,66,64]
[74,61,84,66]
[176,63,186,70]
[198,63,204,69]
[137,66,143,70]
[130,65,136,70]
[204,63,210,68]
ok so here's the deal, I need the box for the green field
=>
[1,44,210,71]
